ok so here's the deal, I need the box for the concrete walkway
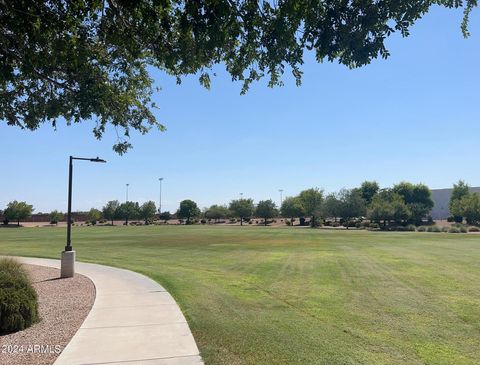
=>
[16,257,203,365]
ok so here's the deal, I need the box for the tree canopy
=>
[392,182,434,225]
[1,1,476,153]
[177,199,200,224]
[86,208,102,225]
[336,188,366,227]
[449,180,470,222]
[255,199,278,226]
[48,210,63,225]
[3,201,34,226]
[117,201,140,224]
[229,198,254,225]
[204,204,230,222]
[297,188,323,227]
[102,200,120,225]
[357,181,380,205]
[280,196,304,225]
[140,200,157,224]
[368,190,410,227]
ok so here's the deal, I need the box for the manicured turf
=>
[1,226,479,364]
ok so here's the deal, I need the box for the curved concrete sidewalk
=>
[16,257,203,365]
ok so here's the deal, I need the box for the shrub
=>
[332,222,340,227]
[369,222,380,229]
[285,220,291,226]
[448,227,461,233]
[406,224,416,232]
[200,219,207,224]
[447,216,455,222]
[452,223,468,233]
[0,258,39,334]
[417,226,427,232]
[442,226,449,233]
[468,226,480,232]
[428,226,442,233]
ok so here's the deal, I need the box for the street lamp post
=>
[126,183,129,202]
[279,189,284,207]
[158,178,164,214]
[62,156,106,278]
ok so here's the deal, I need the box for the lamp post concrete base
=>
[61,250,76,278]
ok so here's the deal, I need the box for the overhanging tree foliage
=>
[1,1,476,153]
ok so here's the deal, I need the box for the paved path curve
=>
[16,257,204,365]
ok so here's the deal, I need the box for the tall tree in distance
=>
[102,200,120,226]
[459,193,480,225]
[255,200,278,226]
[449,180,470,223]
[205,205,231,223]
[337,189,366,228]
[48,210,63,225]
[118,201,140,225]
[368,190,410,228]
[3,201,34,226]
[86,208,102,225]
[177,200,200,225]
[140,201,157,225]
[297,188,323,227]
[392,182,434,225]
[323,193,342,222]
[357,181,380,205]
[229,199,254,226]
[0,1,476,153]
[280,197,304,226]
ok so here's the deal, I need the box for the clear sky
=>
[1,6,479,213]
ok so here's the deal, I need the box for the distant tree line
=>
[4,180,480,228]
[177,181,434,229]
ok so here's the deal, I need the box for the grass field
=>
[0,226,479,365]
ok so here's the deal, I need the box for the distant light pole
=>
[158,178,164,214]
[279,189,284,207]
[240,192,244,199]
[62,156,106,278]
[126,183,129,202]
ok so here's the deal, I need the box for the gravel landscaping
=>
[0,264,95,365]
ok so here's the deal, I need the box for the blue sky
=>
[1,6,479,213]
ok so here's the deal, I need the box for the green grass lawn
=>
[0,226,479,365]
